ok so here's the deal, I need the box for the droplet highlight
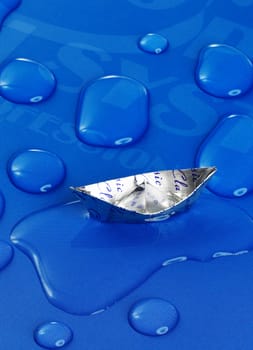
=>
[0,241,14,270]
[195,44,253,98]
[0,0,21,27]
[129,298,179,336]
[34,322,73,349]
[196,114,253,197]
[76,75,149,147]
[138,33,168,54]
[8,149,65,194]
[0,58,56,104]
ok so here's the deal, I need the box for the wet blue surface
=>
[7,149,66,194]
[0,58,56,104]
[1,1,253,349]
[196,114,253,197]
[34,321,73,349]
[196,44,253,98]
[0,241,13,270]
[76,75,149,147]
[138,33,169,55]
[129,298,179,336]
[0,191,5,218]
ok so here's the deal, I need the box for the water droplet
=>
[138,33,168,54]
[0,241,14,270]
[196,114,253,197]
[8,149,65,194]
[10,196,253,314]
[76,75,149,147]
[129,298,179,336]
[196,44,253,98]
[0,0,21,27]
[34,322,73,349]
[0,58,56,104]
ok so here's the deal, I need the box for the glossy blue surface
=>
[196,114,253,197]
[196,44,253,98]
[34,322,73,349]
[0,191,5,218]
[138,33,168,54]
[129,298,178,336]
[8,149,66,194]
[1,1,253,349]
[0,241,13,270]
[0,0,21,27]
[76,75,149,147]
[0,58,56,104]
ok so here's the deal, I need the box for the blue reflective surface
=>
[34,321,73,349]
[0,58,56,104]
[8,149,66,194]
[0,191,4,218]
[76,75,149,147]
[129,298,179,336]
[196,115,253,197]
[1,1,253,349]
[196,44,253,98]
[138,33,169,54]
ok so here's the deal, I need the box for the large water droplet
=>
[0,58,56,104]
[195,44,253,98]
[138,33,168,54]
[10,196,253,315]
[8,149,66,194]
[34,322,73,349]
[76,75,149,147]
[129,298,179,336]
[0,0,21,27]
[0,241,13,270]
[196,114,253,197]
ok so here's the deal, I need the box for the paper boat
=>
[70,167,216,223]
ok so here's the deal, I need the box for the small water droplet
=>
[139,33,168,55]
[34,322,73,349]
[196,114,253,197]
[196,44,253,98]
[129,298,179,336]
[0,58,56,104]
[0,241,13,270]
[8,149,65,194]
[76,75,149,147]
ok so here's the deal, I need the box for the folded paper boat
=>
[70,167,216,223]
